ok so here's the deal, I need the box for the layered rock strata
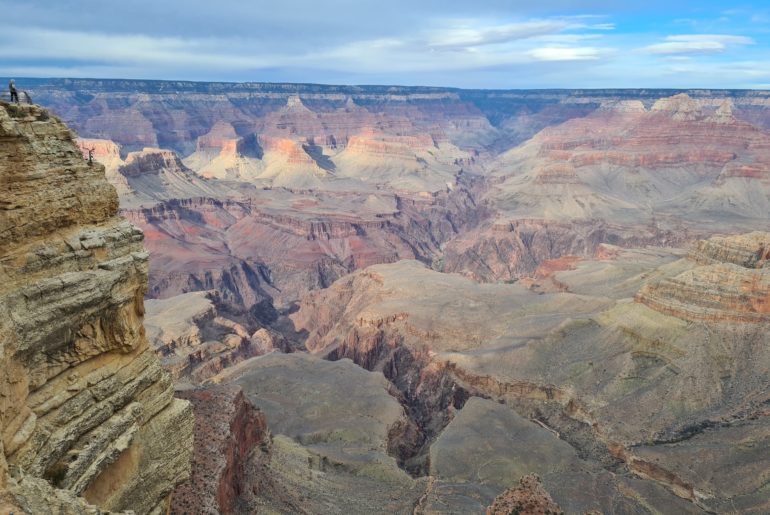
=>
[445,93,770,282]
[638,232,770,322]
[0,102,193,513]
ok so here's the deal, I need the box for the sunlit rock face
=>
[637,231,770,323]
[0,103,193,513]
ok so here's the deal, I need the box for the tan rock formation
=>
[689,231,770,268]
[651,93,704,121]
[0,103,193,513]
[118,147,231,207]
[637,232,770,322]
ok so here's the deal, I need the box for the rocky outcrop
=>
[689,231,770,268]
[0,102,193,513]
[144,291,288,383]
[170,385,269,515]
[209,353,426,514]
[637,232,770,322]
[486,474,563,515]
[651,93,704,121]
[111,147,237,208]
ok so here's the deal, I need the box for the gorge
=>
[1,79,769,514]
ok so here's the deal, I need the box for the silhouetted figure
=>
[86,147,95,165]
[9,79,18,103]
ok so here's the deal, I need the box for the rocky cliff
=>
[171,385,269,515]
[0,102,193,513]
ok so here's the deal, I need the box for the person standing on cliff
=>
[9,79,19,103]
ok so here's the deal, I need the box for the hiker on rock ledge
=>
[9,79,18,103]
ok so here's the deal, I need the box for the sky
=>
[0,0,768,89]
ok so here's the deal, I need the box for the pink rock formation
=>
[77,137,121,163]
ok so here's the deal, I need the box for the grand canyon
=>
[1,79,769,514]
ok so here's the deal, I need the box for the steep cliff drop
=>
[0,103,193,513]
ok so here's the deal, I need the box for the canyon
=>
[1,80,769,513]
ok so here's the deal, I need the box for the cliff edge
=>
[0,102,193,513]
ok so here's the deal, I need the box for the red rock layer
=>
[518,95,770,188]
[123,185,480,307]
[196,121,239,151]
[171,385,269,515]
[345,130,436,157]
[532,163,582,185]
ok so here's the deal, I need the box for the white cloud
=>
[0,28,277,70]
[427,20,570,49]
[643,34,754,55]
[529,46,606,61]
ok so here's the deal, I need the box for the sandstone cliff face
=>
[0,103,193,513]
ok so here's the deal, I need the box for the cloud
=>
[427,20,571,49]
[0,28,277,71]
[0,14,617,78]
[529,46,607,61]
[643,34,754,55]
[0,1,765,89]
